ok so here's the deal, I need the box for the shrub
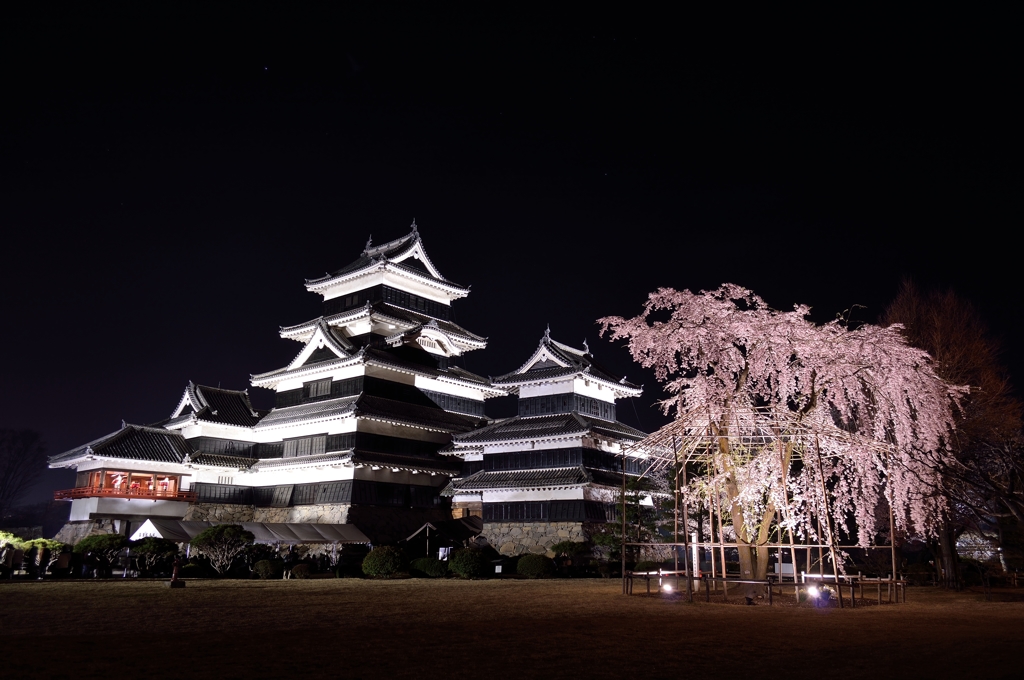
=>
[290,563,313,579]
[132,537,179,575]
[410,557,448,578]
[190,524,255,575]
[549,541,588,558]
[74,533,128,556]
[633,561,662,573]
[361,546,405,577]
[74,534,129,575]
[449,548,489,579]
[254,559,284,579]
[179,562,211,578]
[517,553,556,579]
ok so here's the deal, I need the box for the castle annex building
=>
[50,224,648,554]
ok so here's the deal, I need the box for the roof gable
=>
[305,223,468,297]
[513,328,575,375]
[49,423,195,466]
[287,320,353,370]
[492,328,642,397]
[386,228,447,281]
[169,382,261,427]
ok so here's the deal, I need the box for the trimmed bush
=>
[179,562,211,578]
[190,524,255,576]
[633,560,662,573]
[361,546,405,578]
[74,533,128,557]
[517,553,556,579]
[448,548,489,579]
[254,559,284,579]
[290,563,312,579]
[410,557,449,578]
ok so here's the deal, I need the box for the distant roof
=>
[49,424,194,466]
[493,328,642,395]
[404,516,483,543]
[169,382,263,428]
[449,466,652,493]
[279,304,486,355]
[130,519,370,544]
[451,466,590,491]
[255,393,482,434]
[449,412,646,446]
[251,343,500,395]
[189,452,258,469]
[350,450,462,475]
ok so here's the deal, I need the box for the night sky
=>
[2,7,1020,506]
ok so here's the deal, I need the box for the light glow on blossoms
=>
[600,284,964,580]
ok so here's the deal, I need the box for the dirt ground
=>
[1,579,1021,679]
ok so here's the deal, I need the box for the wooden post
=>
[814,436,843,609]
[681,453,693,602]
[621,447,627,595]
[886,449,899,588]
[673,436,680,578]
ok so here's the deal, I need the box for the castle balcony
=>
[54,487,197,502]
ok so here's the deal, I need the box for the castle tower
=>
[443,328,647,556]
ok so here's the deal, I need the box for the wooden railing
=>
[54,487,196,502]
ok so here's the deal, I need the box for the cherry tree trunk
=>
[937,513,961,589]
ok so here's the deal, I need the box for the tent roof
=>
[404,515,483,543]
[130,519,370,544]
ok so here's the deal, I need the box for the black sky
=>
[2,6,1021,505]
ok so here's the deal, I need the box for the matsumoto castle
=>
[50,224,649,554]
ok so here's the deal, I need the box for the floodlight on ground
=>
[808,586,819,598]
[662,584,673,593]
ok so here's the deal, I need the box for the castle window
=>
[306,378,332,398]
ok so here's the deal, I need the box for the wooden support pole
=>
[681,454,693,602]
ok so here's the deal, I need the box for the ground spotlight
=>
[808,586,820,598]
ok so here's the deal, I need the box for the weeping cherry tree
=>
[600,284,964,580]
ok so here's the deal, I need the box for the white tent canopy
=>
[130,519,370,544]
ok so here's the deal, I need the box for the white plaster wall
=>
[69,497,190,521]
[518,381,575,398]
[481,436,585,454]
[517,377,627,401]
[414,375,491,400]
[71,459,193,476]
[252,415,358,440]
[477,488,585,502]
[273,363,366,393]
[319,270,457,305]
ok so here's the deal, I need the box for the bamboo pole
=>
[621,446,627,595]
[673,436,680,580]
[682,453,693,602]
[814,435,843,608]
[886,448,898,586]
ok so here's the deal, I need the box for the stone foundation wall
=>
[53,519,119,545]
[483,522,585,557]
[255,505,349,524]
[182,503,256,523]
[182,503,350,524]
[180,503,447,544]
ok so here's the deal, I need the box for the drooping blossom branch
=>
[600,285,964,574]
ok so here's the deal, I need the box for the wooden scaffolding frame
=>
[619,407,906,606]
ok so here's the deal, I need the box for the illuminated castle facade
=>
[50,223,647,553]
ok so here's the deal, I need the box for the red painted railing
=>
[53,487,196,502]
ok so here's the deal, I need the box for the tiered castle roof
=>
[492,327,642,397]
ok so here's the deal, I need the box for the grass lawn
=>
[2,579,1022,679]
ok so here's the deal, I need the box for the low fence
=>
[625,569,908,607]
